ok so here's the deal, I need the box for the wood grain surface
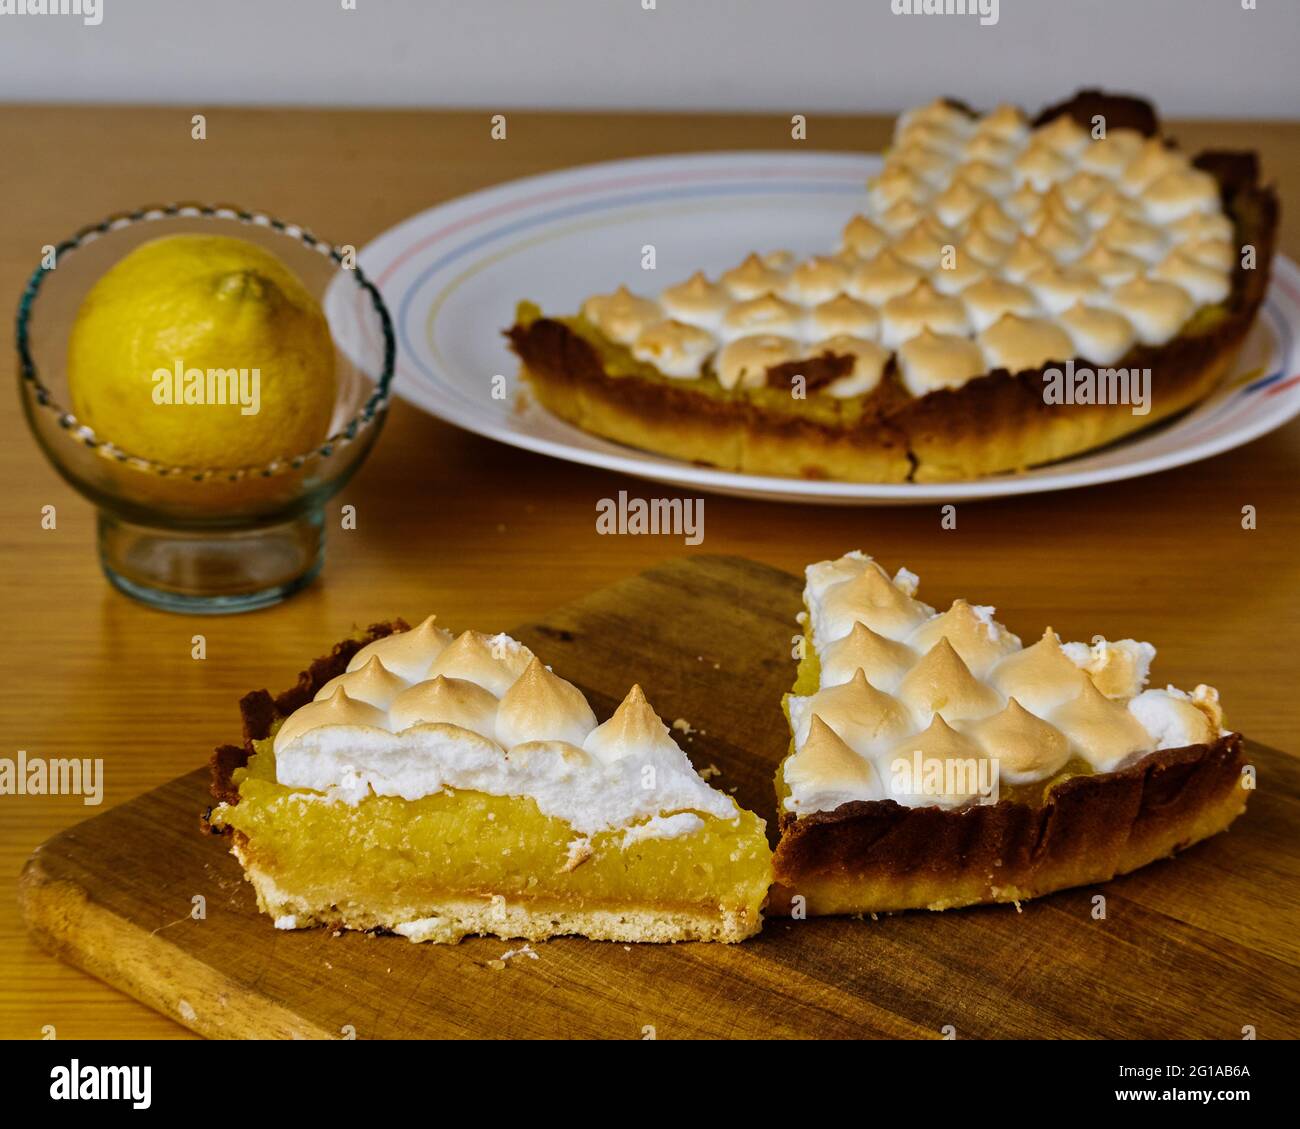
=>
[17,556,1299,1040]
[1,105,1298,1038]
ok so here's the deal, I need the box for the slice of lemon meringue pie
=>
[771,552,1248,915]
[208,619,771,943]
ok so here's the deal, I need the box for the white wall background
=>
[1,0,1296,118]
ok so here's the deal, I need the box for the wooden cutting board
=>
[19,556,1300,1039]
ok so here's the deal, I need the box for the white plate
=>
[329,151,1300,505]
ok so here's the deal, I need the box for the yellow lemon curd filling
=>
[214,740,773,928]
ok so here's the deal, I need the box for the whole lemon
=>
[67,234,337,469]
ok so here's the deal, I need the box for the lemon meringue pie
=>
[509,90,1276,483]
[770,552,1249,915]
[208,620,772,943]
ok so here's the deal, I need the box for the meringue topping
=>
[632,319,715,378]
[273,628,740,837]
[714,334,797,390]
[784,715,880,812]
[658,271,730,330]
[348,615,452,682]
[582,286,662,346]
[789,553,1225,817]
[318,655,411,710]
[567,97,1231,401]
[978,313,1074,372]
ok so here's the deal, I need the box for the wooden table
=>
[2,106,1297,1039]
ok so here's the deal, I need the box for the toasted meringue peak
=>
[780,255,851,305]
[1143,168,1221,224]
[884,716,989,808]
[978,313,1074,373]
[962,223,1014,269]
[898,97,976,137]
[348,616,453,683]
[1108,277,1195,345]
[931,178,988,227]
[1098,214,1168,264]
[1181,238,1235,272]
[784,715,880,812]
[841,214,890,259]
[790,669,913,756]
[1013,142,1072,192]
[274,686,390,753]
[897,638,1002,724]
[494,658,597,749]
[804,549,877,601]
[317,655,410,710]
[1151,249,1230,306]
[896,145,956,189]
[964,131,1020,168]
[1082,185,1143,230]
[1077,127,1145,177]
[1169,210,1234,245]
[1120,140,1188,195]
[954,159,1015,199]
[809,294,880,341]
[990,628,1089,715]
[869,164,933,212]
[1032,215,1091,264]
[881,280,970,348]
[581,285,661,346]
[1026,265,1103,315]
[968,198,1021,242]
[1050,679,1153,772]
[1056,301,1137,365]
[891,216,958,271]
[897,329,987,395]
[428,630,535,698]
[878,197,930,234]
[960,276,1040,332]
[1061,637,1156,699]
[847,252,926,305]
[720,252,789,300]
[387,675,500,740]
[1076,243,1145,286]
[819,621,918,692]
[632,319,716,379]
[928,251,990,295]
[658,271,730,330]
[1058,170,1109,212]
[714,333,797,391]
[721,292,804,341]
[819,564,935,644]
[999,234,1056,282]
[816,335,889,398]
[896,119,966,157]
[976,103,1029,141]
[1035,114,1091,158]
[964,699,1070,784]
[581,684,668,764]
[1002,182,1045,221]
[907,600,1021,679]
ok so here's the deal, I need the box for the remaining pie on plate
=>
[769,551,1249,915]
[508,90,1278,482]
[207,619,771,943]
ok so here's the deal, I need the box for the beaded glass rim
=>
[15,203,395,482]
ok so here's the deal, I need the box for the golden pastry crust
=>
[507,93,1279,484]
[768,733,1248,915]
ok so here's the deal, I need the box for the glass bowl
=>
[17,204,394,614]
